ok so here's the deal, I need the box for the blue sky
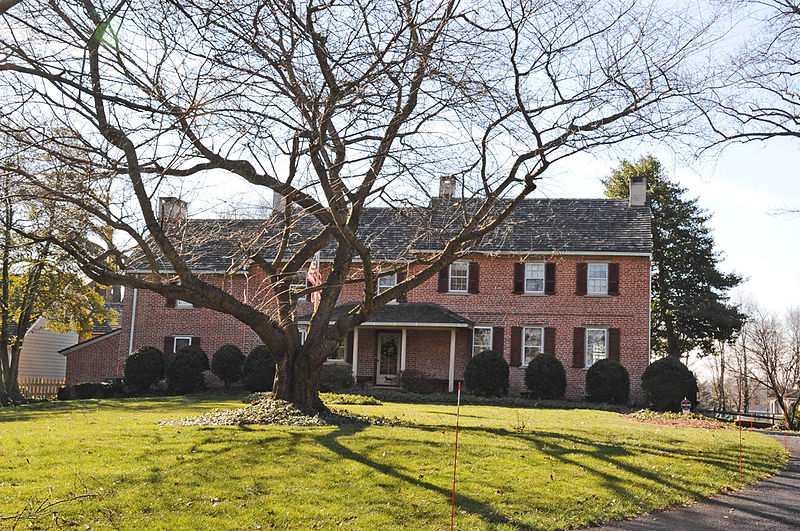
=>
[537,139,800,315]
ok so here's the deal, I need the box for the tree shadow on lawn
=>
[310,425,537,530]
[457,424,781,504]
[0,395,237,423]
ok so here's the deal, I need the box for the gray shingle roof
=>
[132,198,650,271]
[92,302,123,334]
[299,302,473,327]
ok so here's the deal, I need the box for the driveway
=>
[587,431,800,531]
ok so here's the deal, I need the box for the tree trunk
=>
[272,353,326,413]
[665,315,681,358]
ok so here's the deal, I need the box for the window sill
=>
[583,294,612,298]
[324,359,349,365]
[444,291,471,296]
[521,292,547,297]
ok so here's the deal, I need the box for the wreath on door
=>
[381,338,398,359]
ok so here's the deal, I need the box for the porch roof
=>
[299,302,473,328]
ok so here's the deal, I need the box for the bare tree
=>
[0,0,715,410]
[745,307,799,427]
[702,1,800,143]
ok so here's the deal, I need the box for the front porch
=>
[311,303,473,392]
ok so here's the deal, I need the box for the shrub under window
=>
[211,344,245,388]
[463,349,509,397]
[585,358,629,404]
[641,356,698,412]
[320,364,355,392]
[524,353,566,399]
[177,344,209,372]
[166,351,205,394]
[242,345,277,392]
[123,346,165,393]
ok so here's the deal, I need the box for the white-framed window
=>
[378,272,399,304]
[587,263,609,295]
[522,327,544,366]
[290,272,310,301]
[328,339,347,363]
[175,299,194,309]
[472,326,493,356]
[585,328,608,367]
[524,262,545,294]
[377,272,397,294]
[449,261,468,292]
[174,336,192,352]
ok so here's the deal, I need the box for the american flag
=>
[306,254,321,306]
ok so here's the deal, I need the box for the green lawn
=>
[0,395,787,530]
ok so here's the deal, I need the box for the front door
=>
[376,332,402,386]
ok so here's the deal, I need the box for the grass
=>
[0,395,787,530]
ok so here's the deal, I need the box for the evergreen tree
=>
[603,156,745,359]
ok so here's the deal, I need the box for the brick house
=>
[63,178,651,400]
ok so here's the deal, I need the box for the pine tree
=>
[603,156,745,359]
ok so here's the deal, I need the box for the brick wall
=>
[64,331,123,384]
[67,253,650,402]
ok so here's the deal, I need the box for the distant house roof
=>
[130,198,651,272]
[299,302,473,328]
[92,302,124,335]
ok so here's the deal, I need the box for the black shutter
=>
[437,267,449,293]
[572,328,585,368]
[576,263,587,295]
[468,261,480,294]
[192,337,201,348]
[163,336,174,358]
[609,328,621,362]
[346,330,354,363]
[544,327,556,354]
[545,262,556,295]
[166,297,176,308]
[513,263,525,294]
[510,326,522,367]
[608,263,620,296]
[396,269,408,303]
[492,326,504,352]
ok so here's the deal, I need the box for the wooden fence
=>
[18,377,65,399]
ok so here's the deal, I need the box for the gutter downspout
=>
[128,288,138,355]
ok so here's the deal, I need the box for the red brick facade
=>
[63,330,123,385]
[65,252,650,401]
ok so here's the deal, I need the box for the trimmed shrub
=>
[641,356,698,412]
[400,369,441,394]
[211,344,245,388]
[166,351,204,394]
[57,382,122,400]
[242,345,276,392]
[585,359,630,404]
[463,350,509,397]
[320,364,355,392]
[177,344,209,371]
[123,346,165,393]
[524,353,566,399]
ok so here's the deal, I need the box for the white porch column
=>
[400,328,407,371]
[352,327,359,379]
[448,328,456,392]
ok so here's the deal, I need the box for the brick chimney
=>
[272,190,286,213]
[159,197,188,224]
[629,175,647,207]
[439,176,456,199]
